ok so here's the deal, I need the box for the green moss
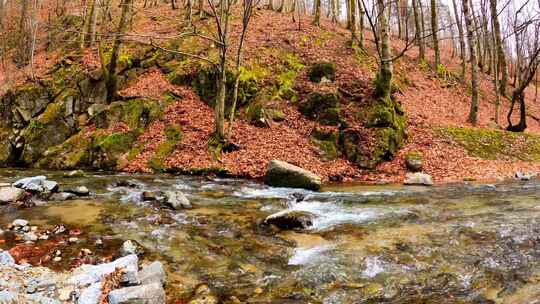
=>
[39,102,63,124]
[438,127,540,161]
[95,132,135,154]
[308,62,336,83]
[148,125,182,171]
[298,92,342,126]
[311,129,339,160]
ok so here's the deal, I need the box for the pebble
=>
[12,219,29,227]
[68,237,79,243]
[53,257,62,262]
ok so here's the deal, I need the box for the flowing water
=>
[2,169,540,303]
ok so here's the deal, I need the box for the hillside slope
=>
[1,6,540,183]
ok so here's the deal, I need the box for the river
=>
[1,168,540,303]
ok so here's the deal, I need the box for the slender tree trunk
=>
[346,0,351,29]
[419,0,426,59]
[452,0,466,79]
[396,0,402,39]
[376,0,393,101]
[83,0,97,47]
[105,0,132,102]
[430,0,439,67]
[463,0,478,124]
[357,0,364,48]
[489,0,508,97]
[412,0,425,61]
[313,0,321,26]
[349,0,356,46]
[472,9,483,71]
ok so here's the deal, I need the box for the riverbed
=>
[1,168,540,303]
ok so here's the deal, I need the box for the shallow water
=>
[2,169,540,303]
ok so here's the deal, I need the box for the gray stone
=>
[42,180,59,193]
[164,191,192,210]
[68,254,139,286]
[108,283,165,304]
[13,176,47,192]
[515,171,538,181]
[63,170,86,178]
[50,192,76,201]
[0,290,18,303]
[405,152,423,172]
[120,240,140,257]
[66,186,89,196]
[78,282,102,304]
[0,251,15,265]
[139,261,166,285]
[0,187,25,204]
[12,219,29,227]
[404,173,434,186]
[23,232,38,242]
[264,160,322,191]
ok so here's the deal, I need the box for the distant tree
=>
[451,0,465,79]
[462,0,479,124]
[489,0,509,97]
[412,0,425,60]
[430,0,439,68]
[313,0,321,25]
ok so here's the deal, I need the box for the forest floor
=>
[2,5,540,184]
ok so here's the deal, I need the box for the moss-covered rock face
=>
[438,127,540,161]
[311,128,339,160]
[0,129,13,166]
[148,125,182,171]
[298,92,342,126]
[91,99,162,130]
[308,62,336,83]
[245,97,285,128]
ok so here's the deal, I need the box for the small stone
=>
[66,186,90,196]
[64,170,86,178]
[0,251,15,265]
[68,237,79,243]
[164,191,192,210]
[405,152,423,172]
[50,192,76,201]
[120,240,142,256]
[263,210,315,230]
[42,180,59,193]
[39,235,49,240]
[95,239,103,246]
[23,232,38,242]
[12,219,29,227]
[515,171,538,181]
[22,225,30,232]
[53,257,62,262]
[53,225,66,234]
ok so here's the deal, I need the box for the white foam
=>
[288,245,335,266]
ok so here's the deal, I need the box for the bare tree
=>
[462,0,479,124]
[452,0,465,78]
[489,0,509,97]
[412,0,425,60]
[430,0,439,67]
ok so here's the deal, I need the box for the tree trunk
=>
[357,0,364,48]
[430,0,439,67]
[412,0,425,61]
[105,0,132,102]
[489,0,508,97]
[472,9,483,71]
[349,0,356,46]
[375,0,393,101]
[313,0,321,26]
[451,0,466,79]
[463,0,478,124]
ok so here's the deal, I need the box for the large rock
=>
[68,254,139,286]
[405,151,423,172]
[404,173,434,186]
[164,191,192,209]
[108,282,165,304]
[78,282,102,304]
[264,210,315,230]
[264,160,321,191]
[139,262,166,285]
[0,187,25,204]
[13,176,58,193]
[0,251,15,265]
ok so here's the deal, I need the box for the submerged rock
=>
[65,186,89,196]
[404,173,434,186]
[0,187,25,204]
[50,192,76,201]
[515,171,538,181]
[264,160,322,191]
[63,170,86,178]
[264,210,315,230]
[108,282,165,304]
[68,254,139,286]
[78,282,102,304]
[164,191,192,209]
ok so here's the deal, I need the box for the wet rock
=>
[63,170,86,178]
[113,180,140,188]
[139,261,166,285]
[50,192,76,201]
[264,160,322,191]
[164,191,192,210]
[120,240,143,257]
[515,171,538,181]
[142,191,158,201]
[405,152,423,172]
[0,187,25,204]
[13,176,58,193]
[0,251,15,265]
[404,173,434,186]
[78,282,102,304]
[108,282,165,304]
[65,186,89,196]
[264,210,315,230]
[12,219,29,227]
[23,232,38,242]
[68,254,139,286]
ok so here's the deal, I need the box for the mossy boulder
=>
[92,131,140,169]
[405,151,423,172]
[0,129,13,166]
[308,62,336,83]
[311,128,339,160]
[36,131,93,169]
[91,99,162,130]
[245,98,285,127]
[1,83,52,126]
[298,92,342,126]
[264,160,322,191]
[20,101,75,165]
